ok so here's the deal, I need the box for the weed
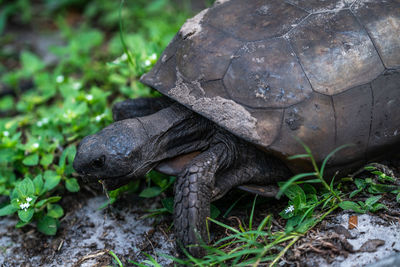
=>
[134,141,398,266]
[0,0,191,235]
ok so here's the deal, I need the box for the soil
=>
[0,189,178,267]
[1,179,399,267]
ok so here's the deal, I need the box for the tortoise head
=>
[73,119,151,189]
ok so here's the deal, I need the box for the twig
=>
[73,249,109,267]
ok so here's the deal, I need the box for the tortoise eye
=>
[91,155,105,169]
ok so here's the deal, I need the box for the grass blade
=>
[277,172,316,199]
[249,195,258,231]
[320,144,353,178]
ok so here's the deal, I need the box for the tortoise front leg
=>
[112,96,174,121]
[212,144,291,201]
[174,143,227,257]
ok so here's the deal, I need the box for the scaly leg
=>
[174,143,227,257]
[173,139,290,257]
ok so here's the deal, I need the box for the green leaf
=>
[40,154,54,167]
[303,184,316,195]
[15,220,30,228]
[277,172,316,199]
[58,145,76,168]
[354,178,367,189]
[161,197,174,214]
[296,217,316,233]
[22,153,39,166]
[18,208,34,222]
[293,194,305,211]
[139,187,162,198]
[35,196,62,208]
[369,183,398,193]
[210,204,220,219]
[279,206,294,219]
[283,184,306,203]
[364,165,376,171]
[371,203,387,212]
[372,171,395,183]
[33,174,44,195]
[37,216,58,235]
[16,177,35,197]
[0,204,17,216]
[349,188,362,198]
[147,171,170,189]
[285,215,301,233]
[397,193,400,203]
[365,195,382,207]
[21,50,45,74]
[44,170,61,191]
[339,201,365,213]
[322,195,334,210]
[65,178,80,192]
[47,204,64,219]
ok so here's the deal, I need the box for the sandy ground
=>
[1,190,399,267]
[0,194,177,267]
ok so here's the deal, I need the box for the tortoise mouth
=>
[100,173,135,190]
[78,169,137,190]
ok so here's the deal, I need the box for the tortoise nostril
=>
[91,155,106,169]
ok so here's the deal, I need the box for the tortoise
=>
[73,0,400,256]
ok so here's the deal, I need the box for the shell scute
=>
[176,25,243,81]
[332,83,372,164]
[289,10,384,95]
[352,0,400,68]
[205,0,308,41]
[223,38,313,108]
[368,71,400,157]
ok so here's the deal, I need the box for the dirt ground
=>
[1,177,399,267]
[0,190,177,267]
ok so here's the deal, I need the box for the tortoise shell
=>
[140,0,400,172]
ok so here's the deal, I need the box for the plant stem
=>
[268,235,300,267]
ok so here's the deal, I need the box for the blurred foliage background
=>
[0,0,211,235]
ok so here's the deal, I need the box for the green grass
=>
[135,142,399,266]
[0,0,191,236]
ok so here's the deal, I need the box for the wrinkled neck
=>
[137,103,215,164]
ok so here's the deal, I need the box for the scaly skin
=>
[73,98,291,257]
[174,141,231,256]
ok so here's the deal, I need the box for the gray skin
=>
[73,97,290,256]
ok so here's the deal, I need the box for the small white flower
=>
[19,202,30,211]
[56,75,64,83]
[112,58,120,64]
[26,197,32,202]
[72,82,82,90]
[36,121,43,127]
[86,94,93,101]
[42,118,49,124]
[150,53,157,60]
[144,60,151,66]
[33,143,39,148]
[95,115,102,122]
[120,53,128,61]
[285,205,294,214]
[3,131,9,137]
